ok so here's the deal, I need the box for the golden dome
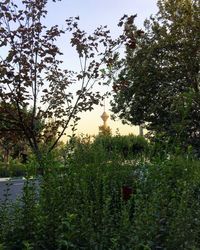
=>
[101,111,109,122]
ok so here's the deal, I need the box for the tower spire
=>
[99,99,111,135]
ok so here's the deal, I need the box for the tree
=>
[111,0,200,152]
[99,125,112,136]
[0,104,26,162]
[0,0,135,168]
[0,103,44,162]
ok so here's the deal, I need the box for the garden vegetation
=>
[0,135,200,249]
[0,0,200,249]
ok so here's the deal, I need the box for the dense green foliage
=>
[0,134,147,177]
[111,0,200,153]
[0,134,200,249]
[0,0,199,249]
[0,160,27,177]
[71,134,148,165]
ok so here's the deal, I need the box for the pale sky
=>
[44,0,158,137]
[10,0,158,137]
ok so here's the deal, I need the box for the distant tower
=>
[101,111,109,129]
[99,100,111,135]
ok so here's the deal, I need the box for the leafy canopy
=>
[111,0,200,151]
[0,0,135,166]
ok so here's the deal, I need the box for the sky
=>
[43,0,158,137]
[8,0,158,138]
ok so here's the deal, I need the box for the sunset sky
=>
[15,0,158,137]
[43,0,158,137]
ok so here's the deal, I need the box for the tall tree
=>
[111,0,200,152]
[0,0,135,168]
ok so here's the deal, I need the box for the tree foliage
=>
[0,104,30,161]
[111,0,200,151]
[0,0,134,166]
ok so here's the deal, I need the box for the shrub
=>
[0,159,26,177]
[74,134,149,164]
[1,144,200,249]
[134,156,200,249]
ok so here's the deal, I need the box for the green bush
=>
[0,144,65,177]
[1,144,200,249]
[94,134,149,159]
[71,134,149,166]
[134,156,200,249]
[0,159,26,177]
[0,161,137,249]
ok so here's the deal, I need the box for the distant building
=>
[99,110,111,136]
[101,111,109,128]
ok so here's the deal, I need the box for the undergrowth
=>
[0,136,200,249]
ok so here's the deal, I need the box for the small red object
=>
[122,186,133,201]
